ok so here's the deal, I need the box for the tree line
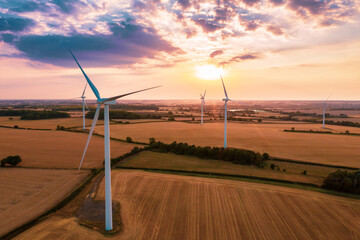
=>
[147,139,267,166]
[85,110,161,120]
[0,110,70,120]
[322,170,360,194]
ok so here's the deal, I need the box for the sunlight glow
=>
[196,65,225,80]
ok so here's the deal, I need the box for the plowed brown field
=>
[15,170,360,240]
[0,128,140,168]
[94,122,360,168]
[0,168,89,236]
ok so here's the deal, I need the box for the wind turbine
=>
[80,84,89,130]
[200,90,206,125]
[322,96,330,129]
[69,49,160,231]
[220,75,231,148]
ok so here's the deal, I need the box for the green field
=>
[117,151,340,186]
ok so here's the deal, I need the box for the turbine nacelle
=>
[97,99,117,105]
[101,99,117,105]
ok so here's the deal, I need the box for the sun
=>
[196,65,224,80]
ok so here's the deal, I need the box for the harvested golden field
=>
[119,151,324,185]
[0,128,140,168]
[0,116,104,130]
[94,122,360,168]
[0,168,89,237]
[16,170,360,240]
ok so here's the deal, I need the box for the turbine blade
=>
[204,90,207,98]
[200,93,203,99]
[69,49,101,100]
[203,99,206,111]
[81,83,87,97]
[220,75,228,98]
[325,94,331,103]
[102,85,161,103]
[79,104,101,170]
[84,100,90,111]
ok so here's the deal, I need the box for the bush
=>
[14,125,18,128]
[263,153,269,160]
[56,125,65,130]
[257,119,262,123]
[1,155,22,167]
[270,163,275,170]
[301,170,307,175]
[149,138,156,145]
[126,137,133,143]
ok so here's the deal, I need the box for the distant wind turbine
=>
[221,75,232,148]
[80,84,89,130]
[323,96,330,129]
[200,90,206,125]
[69,49,160,231]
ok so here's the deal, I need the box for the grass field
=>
[0,128,140,168]
[93,121,360,168]
[118,151,326,186]
[15,170,360,239]
[0,168,89,237]
[0,116,104,130]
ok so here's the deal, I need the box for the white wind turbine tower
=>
[221,75,232,148]
[80,84,89,130]
[322,96,330,129]
[69,49,160,231]
[200,90,206,125]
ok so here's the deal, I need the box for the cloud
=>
[177,0,191,10]
[193,19,223,33]
[232,54,258,61]
[5,0,49,13]
[210,50,224,58]
[242,0,262,7]
[266,25,284,35]
[1,33,16,43]
[287,0,327,15]
[6,20,179,67]
[50,0,85,14]
[268,0,285,6]
[0,17,34,32]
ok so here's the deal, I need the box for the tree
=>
[126,137,133,143]
[1,155,22,167]
[263,153,270,160]
[257,119,262,123]
[291,127,295,131]
[149,138,156,145]
[270,163,275,170]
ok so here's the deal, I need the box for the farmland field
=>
[118,151,326,185]
[0,168,89,236]
[94,122,360,168]
[15,170,360,239]
[0,116,104,130]
[0,128,141,168]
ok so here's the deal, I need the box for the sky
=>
[0,0,359,100]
